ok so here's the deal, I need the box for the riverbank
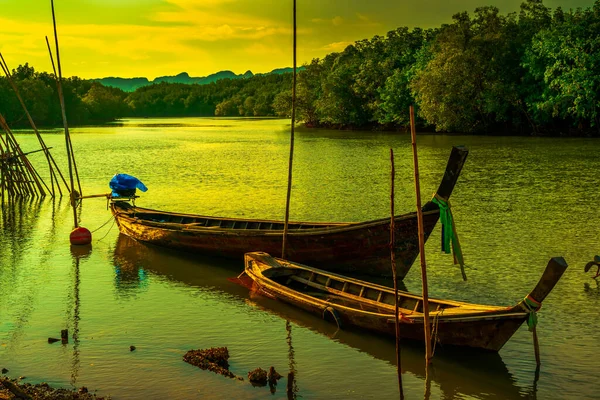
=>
[0,378,107,399]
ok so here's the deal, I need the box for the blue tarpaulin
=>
[109,174,148,197]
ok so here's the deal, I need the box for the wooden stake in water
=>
[533,325,541,366]
[390,149,404,399]
[282,0,297,258]
[410,105,433,364]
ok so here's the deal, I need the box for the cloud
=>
[332,16,343,27]
[243,43,285,57]
[311,16,343,26]
[356,12,380,26]
[321,41,353,53]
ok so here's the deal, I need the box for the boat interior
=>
[113,201,344,231]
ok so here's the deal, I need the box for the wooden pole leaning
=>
[49,1,82,229]
[0,53,69,197]
[45,34,82,198]
[533,325,541,366]
[0,114,50,198]
[0,114,49,196]
[390,149,404,399]
[409,105,433,364]
[282,0,297,259]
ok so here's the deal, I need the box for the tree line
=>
[0,0,598,135]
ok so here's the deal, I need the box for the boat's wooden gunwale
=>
[269,258,479,308]
[248,257,515,321]
[118,204,350,227]
[285,273,510,316]
[248,267,527,325]
[113,204,439,236]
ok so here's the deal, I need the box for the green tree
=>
[523,1,600,133]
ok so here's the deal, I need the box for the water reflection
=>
[0,200,54,349]
[583,280,600,298]
[0,199,44,264]
[112,235,149,296]
[68,245,89,386]
[285,320,298,400]
[111,234,531,399]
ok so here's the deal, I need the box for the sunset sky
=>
[0,0,595,79]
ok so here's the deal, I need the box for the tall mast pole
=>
[282,0,297,258]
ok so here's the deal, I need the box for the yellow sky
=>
[0,0,595,79]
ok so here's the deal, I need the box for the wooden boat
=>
[241,252,568,352]
[111,146,468,278]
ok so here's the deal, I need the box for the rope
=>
[90,214,117,243]
[520,295,541,331]
[430,309,443,357]
[91,215,115,233]
[322,306,342,330]
[432,194,467,280]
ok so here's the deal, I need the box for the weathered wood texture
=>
[243,252,568,352]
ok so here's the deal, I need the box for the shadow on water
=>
[111,234,535,399]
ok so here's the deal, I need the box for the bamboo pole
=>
[409,105,433,364]
[390,148,404,399]
[76,193,110,200]
[0,113,50,197]
[45,34,82,198]
[0,113,47,196]
[49,1,80,228]
[0,53,69,196]
[281,0,297,259]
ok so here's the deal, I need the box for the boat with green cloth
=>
[111,146,468,278]
[241,251,568,351]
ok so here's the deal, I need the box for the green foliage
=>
[523,1,600,131]
[1,0,598,135]
[0,63,125,127]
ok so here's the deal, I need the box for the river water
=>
[1,118,598,399]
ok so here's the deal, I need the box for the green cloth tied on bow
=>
[522,296,541,332]
[432,195,466,280]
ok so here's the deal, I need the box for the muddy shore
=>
[0,378,107,400]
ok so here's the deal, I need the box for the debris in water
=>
[248,368,268,386]
[61,330,68,344]
[268,366,282,385]
[48,338,60,344]
[130,346,136,352]
[183,347,237,379]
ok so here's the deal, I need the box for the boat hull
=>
[242,252,567,352]
[247,274,526,352]
[110,146,468,278]
[112,204,438,278]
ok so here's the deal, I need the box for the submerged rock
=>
[183,347,237,379]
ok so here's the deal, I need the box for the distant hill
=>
[93,67,301,92]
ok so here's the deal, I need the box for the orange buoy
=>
[70,227,92,245]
